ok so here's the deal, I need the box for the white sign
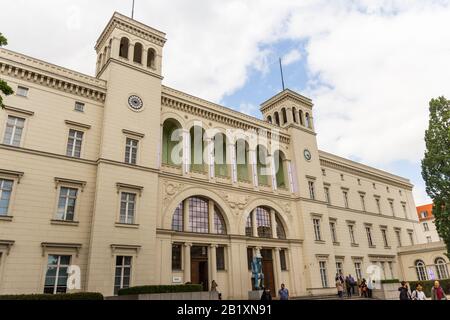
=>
[173,276,182,284]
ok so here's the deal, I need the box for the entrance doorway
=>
[191,246,209,291]
[261,249,276,297]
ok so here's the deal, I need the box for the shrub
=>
[409,279,450,298]
[118,284,203,296]
[0,292,104,300]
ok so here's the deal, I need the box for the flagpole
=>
[132,0,135,19]
[279,58,285,91]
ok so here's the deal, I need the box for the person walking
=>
[349,274,356,295]
[359,278,368,298]
[431,280,448,300]
[336,277,344,299]
[278,283,289,300]
[411,283,426,300]
[367,279,375,298]
[345,276,352,298]
[398,281,411,300]
[261,287,272,301]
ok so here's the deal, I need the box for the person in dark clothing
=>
[345,276,352,298]
[260,287,272,301]
[359,278,368,298]
[398,281,411,300]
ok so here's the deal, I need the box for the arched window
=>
[214,133,228,177]
[274,112,280,126]
[190,126,206,173]
[281,108,287,124]
[299,110,304,126]
[435,257,449,279]
[119,37,130,59]
[267,115,272,124]
[147,48,156,68]
[415,260,428,281]
[245,206,286,239]
[133,42,143,64]
[292,107,297,123]
[256,145,269,187]
[235,139,249,182]
[305,112,312,128]
[274,150,286,189]
[162,119,182,166]
[171,196,227,234]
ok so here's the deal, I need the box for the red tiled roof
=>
[416,203,434,221]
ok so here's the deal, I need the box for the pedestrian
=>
[336,277,344,299]
[431,280,448,300]
[398,281,411,300]
[411,283,426,300]
[261,287,272,301]
[349,274,356,295]
[211,280,218,291]
[367,279,374,298]
[345,276,352,298]
[359,278,368,298]
[278,283,289,300]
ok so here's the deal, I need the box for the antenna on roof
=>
[279,57,285,91]
[131,0,135,19]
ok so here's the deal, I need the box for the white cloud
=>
[282,49,302,66]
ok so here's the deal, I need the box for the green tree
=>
[0,32,14,108]
[421,96,450,257]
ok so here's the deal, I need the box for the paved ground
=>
[292,294,375,300]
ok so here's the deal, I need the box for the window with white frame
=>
[114,256,132,295]
[43,255,71,294]
[415,260,428,281]
[308,181,315,200]
[324,186,331,204]
[124,138,138,165]
[319,261,328,288]
[366,226,374,247]
[16,86,29,97]
[56,187,78,221]
[354,262,362,280]
[342,190,349,208]
[119,192,136,224]
[313,218,322,241]
[74,102,85,112]
[348,224,356,244]
[381,228,389,247]
[66,129,84,158]
[329,221,338,243]
[0,179,13,216]
[435,257,449,280]
[3,115,25,146]
[423,222,429,232]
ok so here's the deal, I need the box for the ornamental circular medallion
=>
[128,95,144,111]
[304,149,312,161]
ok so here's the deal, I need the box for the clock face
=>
[128,95,143,111]
[304,149,312,161]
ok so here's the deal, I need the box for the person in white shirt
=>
[411,283,427,300]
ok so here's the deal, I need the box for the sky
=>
[1,0,450,206]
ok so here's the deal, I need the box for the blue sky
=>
[2,0,449,205]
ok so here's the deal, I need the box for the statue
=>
[251,249,264,290]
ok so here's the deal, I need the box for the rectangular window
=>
[313,218,322,241]
[423,222,429,231]
[336,261,343,275]
[381,229,389,247]
[247,248,253,270]
[74,102,85,112]
[16,86,29,97]
[0,179,13,216]
[308,181,315,200]
[427,236,432,243]
[395,230,402,247]
[348,224,356,244]
[389,200,395,216]
[172,244,182,270]
[56,187,78,221]
[114,256,132,295]
[402,203,407,216]
[330,221,338,243]
[386,186,390,193]
[366,227,374,247]
[3,116,25,146]
[324,187,330,204]
[375,198,381,214]
[119,192,136,224]
[125,138,138,165]
[44,255,71,294]
[216,246,225,271]
[343,191,349,208]
[280,249,287,271]
[354,262,362,280]
[319,261,328,288]
[66,129,84,158]
[360,194,366,211]
[408,232,414,245]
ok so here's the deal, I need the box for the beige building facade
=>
[0,12,426,298]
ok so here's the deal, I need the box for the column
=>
[128,43,134,61]
[252,210,258,237]
[207,138,215,180]
[110,37,120,58]
[209,245,218,288]
[274,248,282,292]
[158,124,163,169]
[250,149,258,188]
[270,209,277,238]
[183,199,190,232]
[229,141,237,183]
[208,200,215,233]
[183,129,190,174]
[142,49,148,68]
[286,107,294,124]
[184,243,192,283]
[270,154,277,191]
[287,160,294,193]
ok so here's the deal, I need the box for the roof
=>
[260,89,313,112]
[416,203,434,221]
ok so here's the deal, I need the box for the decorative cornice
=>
[3,105,34,116]
[65,120,92,130]
[122,129,145,138]
[116,182,144,196]
[41,242,82,257]
[0,240,15,255]
[0,169,24,183]
[54,177,87,191]
[110,244,142,256]
[0,48,106,103]
[260,89,313,111]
